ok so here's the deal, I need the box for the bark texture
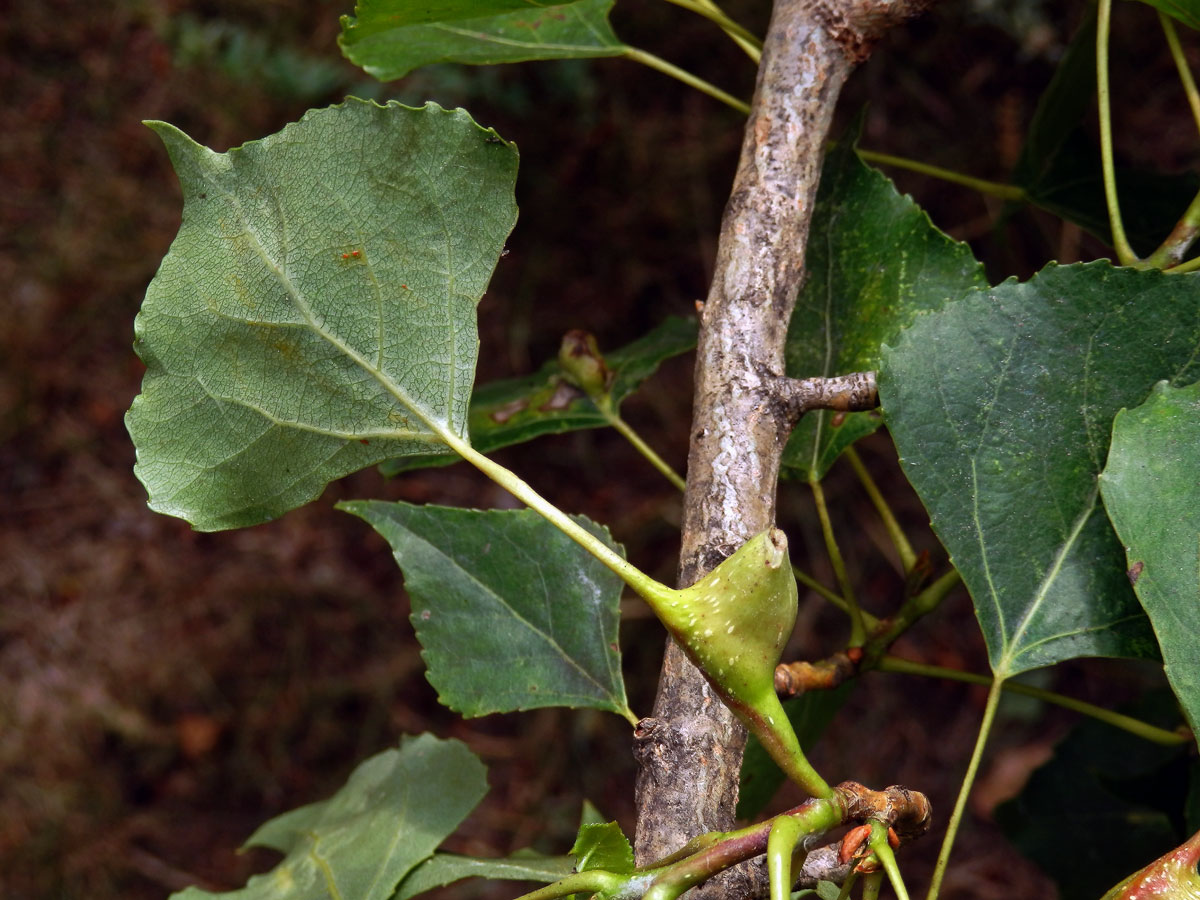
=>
[633,0,930,892]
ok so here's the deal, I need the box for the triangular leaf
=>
[782,130,987,481]
[393,852,574,900]
[127,99,518,531]
[340,501,634,720]
[1100,379,1200,734]
[570,822,635,875]
[382,316,698,475]
[339,0,628,82]
[881,262,1200,678]
[173,734,488,900]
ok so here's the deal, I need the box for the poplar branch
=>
[775,371,879,425]
[633,1,932,897]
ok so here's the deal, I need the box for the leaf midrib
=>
[234,198,461,448]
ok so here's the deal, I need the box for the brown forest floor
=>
[2,2,1195,899]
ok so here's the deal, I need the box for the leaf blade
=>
[881,262,1200,678]
[340,501,633,719]
[127,100,518,530]
[339,0,628,82]
[782,132,987,481]
[382,316,698,475]
[172,734,488,900]
[1100,379,1200,734]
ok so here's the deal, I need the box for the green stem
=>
[793,566,867,621]
[767,814,806,900]
[1141,14,1200,270]
[623,47,751,115]
[599,402,688,492]
[442,431,673,608]
[1096,0,1141,265]
[660,0,762,61]
[869,822,910,900]
[511,870,627,900]
[878,656,1190,746]
[810,478,864,645]
[865,571,959,657]
[862,872,883,900]
[924,677,1003,900]
[1143,188,1200,269]
[844,447,916,574]
[855,149,1026,201]
[1167,252,1200,274]
[1162,12,1200,139]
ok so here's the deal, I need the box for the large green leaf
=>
[382,316,698,476]
[782,133,987,481]
[881,262,1200,678]
[339,0,627,82]
[996,693,1194,900]
[393,852,574,900]
[126,99,518,531]
[340,501,634,720]
[1100,380,1200,734]
[173,734,488,900]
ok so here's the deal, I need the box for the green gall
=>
[559,330,614,399]
[1101,829,1200,900]
[640,530,832,799]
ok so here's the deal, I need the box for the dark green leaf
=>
[173,734,488,900]
[1100,380,1200,734]
[393,852,574,900]
[782,131,986,481]
[339,501,633,720]
[339,0,627,82]
[881,262,1200,678]
[1130,0,1200,30]
[127,100,518,531]
[570,822,634,875]
[381,316,698,476]
[996,693,1192,900]
[737,683,852,819]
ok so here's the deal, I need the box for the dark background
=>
[2,1,1194,898]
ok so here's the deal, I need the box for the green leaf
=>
[570,822,635,875]
[1130,0,1200,30]
[736,683,851,819]
[339,0,628,82]
[381,316,698,476]
[995,693,1192,900]
[173,734,488,900]
[1100,380,1200,734]
[126,99,518,531]
[393,852,575,900]
[880,262,1200,678]
[782,131,987,481]
[339,501,633,720]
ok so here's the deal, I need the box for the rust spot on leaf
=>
[1127,561,1145,585]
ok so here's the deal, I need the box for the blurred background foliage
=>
[2,1,1195,898]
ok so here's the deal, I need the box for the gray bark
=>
[632,0,930,894]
